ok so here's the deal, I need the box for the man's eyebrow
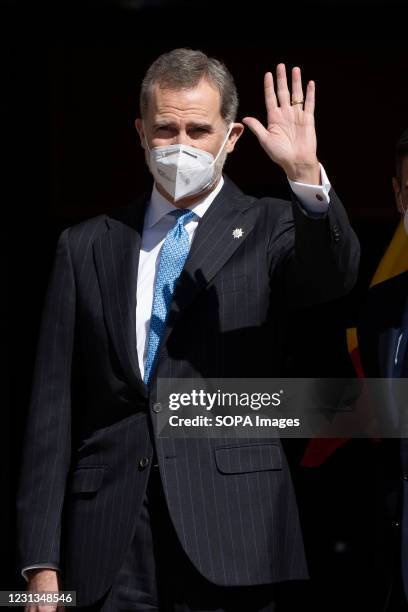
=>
[187,122,214,131]
[152,121,214,131]
[153,121,177,129]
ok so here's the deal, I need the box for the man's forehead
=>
[148,79,222,121]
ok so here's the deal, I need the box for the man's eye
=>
[190,127,209,135]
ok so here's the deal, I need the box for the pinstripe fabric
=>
[357,273,408,603]
[16,176,360,606]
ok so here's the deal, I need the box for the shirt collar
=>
[145,176,225,229]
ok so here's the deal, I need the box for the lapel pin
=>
[232,228,244,239]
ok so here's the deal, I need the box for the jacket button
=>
[332,227,341,243]
[391,520,400,528]
[139,457,149,469]
[153,402,162,413]
[403,474,408,481]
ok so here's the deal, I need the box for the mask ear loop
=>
[397,191,408,235]
[212,123,234,166]
[400,194,408,215]
[403,206,408,236]
[395,190,408,217]
[142,120,151,154]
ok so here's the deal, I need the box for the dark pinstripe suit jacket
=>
[357,271,408,601]
[17,176,360,606]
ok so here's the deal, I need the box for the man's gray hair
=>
[140,48,238,126]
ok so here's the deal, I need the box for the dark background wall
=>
[3,0,408,608]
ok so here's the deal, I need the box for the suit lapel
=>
[164,177,258,341]
[379,277,408,378]
[93,194,149,392]
[93,178,257,387]
[395,296,408,377]
[380,327,403,378]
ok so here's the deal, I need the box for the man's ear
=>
[135,118,145,149]
[392,176,403,214]
[226,123,245,154]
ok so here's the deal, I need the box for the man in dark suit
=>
[17,48,359,611]
[357,129,408,610]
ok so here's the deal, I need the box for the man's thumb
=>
[242,117,266,143]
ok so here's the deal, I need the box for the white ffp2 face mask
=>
[144,123,233,201]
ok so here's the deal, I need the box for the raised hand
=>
[243,64,320,185]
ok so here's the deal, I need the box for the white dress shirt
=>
[21,164,331,581]
[136,177,225,380]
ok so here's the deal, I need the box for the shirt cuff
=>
[21,564,60,582]
[287,162,331,215]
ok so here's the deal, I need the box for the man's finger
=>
[304,80,315,115]
[291,66,304,110]
[264,71,277,123]
[242,117,268,144]
[276,64,290,107]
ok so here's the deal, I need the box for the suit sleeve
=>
[21,564,61,582]
[16,228,75,573]
[268,187,360,309]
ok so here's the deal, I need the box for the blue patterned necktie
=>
[144,208,196,386]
